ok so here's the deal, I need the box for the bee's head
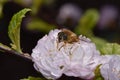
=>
[58,32,68,42]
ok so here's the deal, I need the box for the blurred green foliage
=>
[31,0,43,15]
[74,9,99,37]
[91,37,108,51]
[21,76,47,80]
[0,0,7,18]
[94,65,104,80]
[27,18,56,33]
[13,0,32,7]
[100,43,120,55]
[12,0,56,33]
[28,0,56,33]
[31,0,55,15]
[74,9,107,53]
[74,8,120,55]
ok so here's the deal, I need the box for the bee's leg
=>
[58,43,66,51]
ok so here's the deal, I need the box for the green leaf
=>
[27,18,56,33]
[74,9,99,37]
[88,36,120,55]
[8,8,31,53]
[100,43,120,55]
[20,76,47,80]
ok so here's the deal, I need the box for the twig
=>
[0,46,32,62]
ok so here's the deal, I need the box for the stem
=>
[0,46,32,62]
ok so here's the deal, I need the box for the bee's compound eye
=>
[58,32,67,42]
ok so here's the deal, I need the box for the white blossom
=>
[100,55,120,80]
[31,29,101,80]
[64,36,101,79]
[31,29,69,80]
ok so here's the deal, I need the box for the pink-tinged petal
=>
[100,55,120,80]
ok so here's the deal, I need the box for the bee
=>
[58,29,79,43]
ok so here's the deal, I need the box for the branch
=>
[0,46,32,62]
